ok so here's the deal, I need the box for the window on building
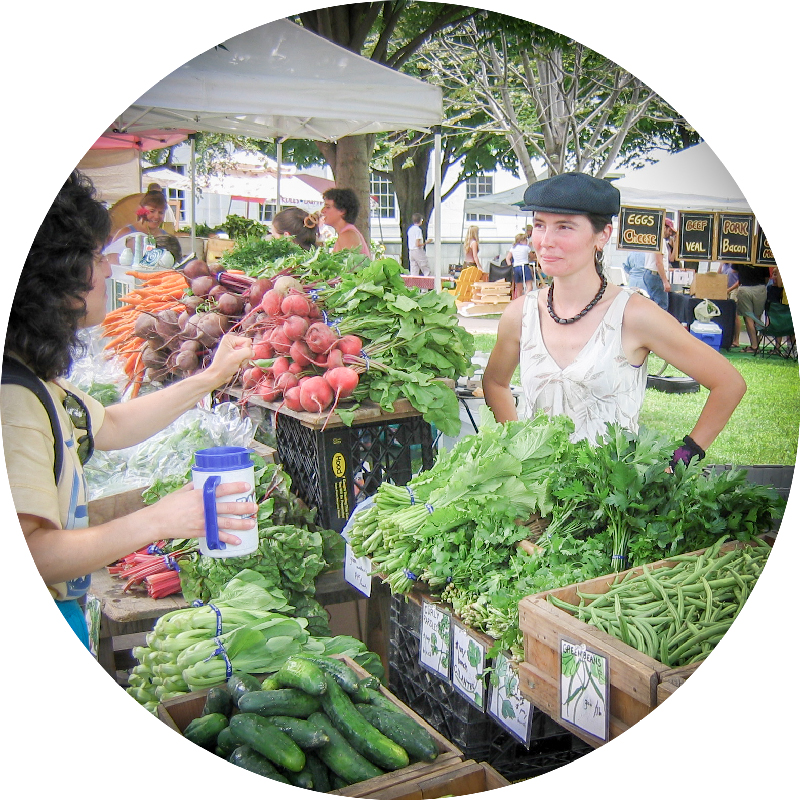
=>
[166,164,186,223]
[370,173,396,219]
[258,203,277,222]
[466,175,494,222]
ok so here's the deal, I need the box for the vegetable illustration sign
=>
[452,623,486,709]
[559,638,609,740]
[488,652,533,745]
[420,601,451,680]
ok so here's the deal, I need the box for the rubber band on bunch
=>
[361,351,371,371]
[203,636,233,678]
[147,544,165,555]
[403,569,418,581]
[191,600,224,636]
[425,503,435,515]
[406,485,416,505]
[611,554,625,561]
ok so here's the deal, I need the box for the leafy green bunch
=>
[317,257,476,435]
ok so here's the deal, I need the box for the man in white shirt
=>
[407,213,430,276]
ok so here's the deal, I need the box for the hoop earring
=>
[594,248,604,274]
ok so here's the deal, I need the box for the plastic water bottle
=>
[192,446,258,558]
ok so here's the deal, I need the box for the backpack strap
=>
[1,357,63,483]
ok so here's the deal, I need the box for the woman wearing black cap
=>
[482,172,746,467]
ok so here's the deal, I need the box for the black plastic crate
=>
[274,413,434,532]
[706,464,794,501]
[388,595,590,781]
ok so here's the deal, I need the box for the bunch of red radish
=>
[238,275,362,420]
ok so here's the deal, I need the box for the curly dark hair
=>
[5,170,111,380]
[322,187,360,224]
[271,206,319,250]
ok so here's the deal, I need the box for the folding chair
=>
[447,265,483,302]
[744,302,796,359]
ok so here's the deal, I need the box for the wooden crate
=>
[205,237,236,264]
[470,281,511,305]
[331,759,508,799]
[656,662,702,705]
[156,655,464,793]
[517,540,765,748]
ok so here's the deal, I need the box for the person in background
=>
[321,188,371,258]
[505,232,534,296]
[271,206,320,250]
[622,250,647,291]
[111,184,170,242]
[639,218,674,311]
[732,262,770,353]
[1,170,256,649]
[482,172,745,466]
[407,213,431,276]
[720,262,741,348]
[463,225,482,272]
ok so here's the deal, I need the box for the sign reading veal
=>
[617,206,665,252]
[715,213,755,263]
[754,225,777,266]
[678,211,715,261]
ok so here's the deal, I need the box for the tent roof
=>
[111,19,442,142]
[92,129,191,151]
[464,143,752,217]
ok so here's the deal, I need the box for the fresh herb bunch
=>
[349,410,784,659]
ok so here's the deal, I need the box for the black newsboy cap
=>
[522,172,620,216]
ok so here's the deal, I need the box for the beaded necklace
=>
[546,273,608,325]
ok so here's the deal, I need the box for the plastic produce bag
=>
[694,299,721,322]
[68,326,128,406]
[84,402,256,500]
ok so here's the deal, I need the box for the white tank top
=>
[519,287,648,443]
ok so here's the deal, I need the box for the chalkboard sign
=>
[678,211,715,261]
[617,206,664,252]
[754,224,777,266]
[715,212,755,263]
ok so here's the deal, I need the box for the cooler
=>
[689,321,723,351]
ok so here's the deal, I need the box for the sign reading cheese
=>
[617,206,664,252]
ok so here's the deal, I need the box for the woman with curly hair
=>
[1,170,255,648]
[271,206,320,250]
[321,187,370,257]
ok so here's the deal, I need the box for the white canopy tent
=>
[108,18,445,280]
[464,143,752,217]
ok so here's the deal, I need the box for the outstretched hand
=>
[205,332,254,387]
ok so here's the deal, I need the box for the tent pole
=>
[276,139,283,213]
[190,134,197,257]
[433,127,442,293]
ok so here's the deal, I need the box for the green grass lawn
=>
[470,334,800,466]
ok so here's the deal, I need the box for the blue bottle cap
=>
[193,446,254,472]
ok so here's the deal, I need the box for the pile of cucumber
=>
[181,654,440,790]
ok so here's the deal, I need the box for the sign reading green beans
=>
[549,537,770,669]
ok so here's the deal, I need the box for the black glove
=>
[670,435,706,469]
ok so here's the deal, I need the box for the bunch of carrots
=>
[101,270,189,398]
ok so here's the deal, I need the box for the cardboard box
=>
[689,272,728,300]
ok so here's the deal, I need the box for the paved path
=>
[457,315,500,335]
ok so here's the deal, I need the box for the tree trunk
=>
[390,142,432,270]
[315,134,375,243]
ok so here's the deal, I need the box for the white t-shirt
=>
[509,243,531,266]
[407,223,424,250]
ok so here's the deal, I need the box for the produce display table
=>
[89,566,379,684]
[387,589,590,782]
[516,539,768,748]
[668,292,737,349]
[224,386,441,533]
[400,274,455,291]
